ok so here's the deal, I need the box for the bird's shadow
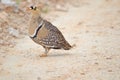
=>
[48,53,72,57]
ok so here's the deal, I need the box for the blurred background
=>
[0,0,120,80]
[0,0,73,48]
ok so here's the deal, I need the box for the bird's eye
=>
[30,6,37,10]
[34,7,37,10]
[30,6,33,9]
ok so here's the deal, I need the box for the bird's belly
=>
[30,37,44,46]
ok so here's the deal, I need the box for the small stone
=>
[55,4,68,12]
[0,27,2,33]
[80,72,85,75]
[108,70,112,72]
[37,77,41,80]
[106,57,112,60]
[8,27,19,38]
[94,62,99,65]
[1,0,15,5]
[110,26,114,29]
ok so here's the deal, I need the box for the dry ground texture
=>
[0,0,120,80]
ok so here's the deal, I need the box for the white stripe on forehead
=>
[30,20,43,37]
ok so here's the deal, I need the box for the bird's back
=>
[39,20,72,50]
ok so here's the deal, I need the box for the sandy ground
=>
[0,0,120,80]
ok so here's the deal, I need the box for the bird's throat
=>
[29,15,43,38]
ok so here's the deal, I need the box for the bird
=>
[27,6,73,57]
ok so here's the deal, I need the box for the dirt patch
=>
[0,0,120,80]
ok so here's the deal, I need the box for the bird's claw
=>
[40,54,47,57]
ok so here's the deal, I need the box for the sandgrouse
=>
[28,6,72,57]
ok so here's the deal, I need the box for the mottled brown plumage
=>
[28,6,72,57]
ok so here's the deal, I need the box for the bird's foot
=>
[40,54,47,57]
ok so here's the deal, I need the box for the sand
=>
[0,0,120,80]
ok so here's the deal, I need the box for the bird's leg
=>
[40,47,50,57]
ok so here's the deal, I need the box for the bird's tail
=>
[63,41,76,50]
[71,44,76,48]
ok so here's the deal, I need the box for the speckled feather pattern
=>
[30,16,71,50]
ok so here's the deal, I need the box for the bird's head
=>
[27,6,41,15]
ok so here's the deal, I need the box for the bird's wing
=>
[41,20,67,48]
[45,20,66,41]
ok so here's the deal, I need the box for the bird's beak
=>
[26,7,31,12]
